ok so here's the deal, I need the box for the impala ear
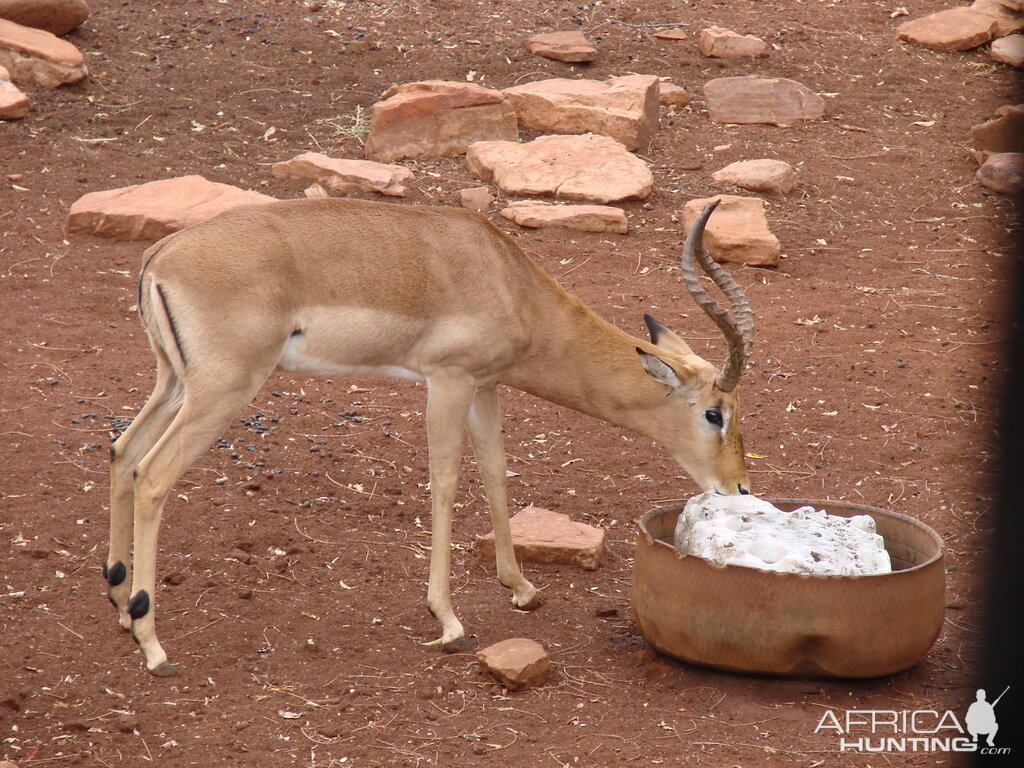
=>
[636,348,698,391]
[643,314,695,357]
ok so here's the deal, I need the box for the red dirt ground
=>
[0,1,1015,766]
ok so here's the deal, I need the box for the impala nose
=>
[711,483,751,496]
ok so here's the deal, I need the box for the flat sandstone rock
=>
[458,186,494,211]
[0,17,86,87]
[0,0,90,36]
[477,638,552,691]
[698,26,769,58]
[67,176,277,240]
[363,80,518,162]
[971,0,1024,37]
[711,158,795,194]
[478,506,605,570]
[971,104,1024,157]
[0,63,28,118]
[501,200,628,233]
[526,30,597,62]
[977,152,1024,194]
[896,8,997,51]
[503,74,660,151]
[990,33,1024,66]
[680,195,780,267]
[704,76,823,126]
[466,133,652,204]
[659,82,689,108]
[271,152,413,196]
[652,28,687,40]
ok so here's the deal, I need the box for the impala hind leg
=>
[107,347,181,630]
[127,370,270,675]
[468,386,539,611]
[424,373,478,652]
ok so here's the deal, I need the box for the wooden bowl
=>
[631,499,945,678]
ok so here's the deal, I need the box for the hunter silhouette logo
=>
[966,687,1009,748]
[814,686,1012,754]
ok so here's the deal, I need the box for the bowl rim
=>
[638,496,944,580]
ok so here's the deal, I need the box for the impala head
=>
[636,199,755,496]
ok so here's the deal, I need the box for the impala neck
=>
[501,295,671,437]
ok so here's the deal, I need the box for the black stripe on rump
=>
[155,283,188,367]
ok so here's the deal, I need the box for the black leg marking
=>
[155,282,188,367]
[127,590,150,620]
[442,636,472,653]
[105,561,127,587]
[149,661,178,677]
[109,445,117,461]
[515,593,543,612]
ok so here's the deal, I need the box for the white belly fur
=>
[278,344,425,381]
[275,306,428,383]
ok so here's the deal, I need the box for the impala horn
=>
[680,199,756,393]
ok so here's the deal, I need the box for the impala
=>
[104,196,754,675]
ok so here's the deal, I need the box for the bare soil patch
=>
[1,1,1013,765]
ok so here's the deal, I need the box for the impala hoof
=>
[513,592,542,612]
[441,636,472,654]
[148,661,178,677]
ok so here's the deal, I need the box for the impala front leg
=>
[424,373,476,652]
[468,386,539,611]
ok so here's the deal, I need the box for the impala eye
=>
[704,409,724,427]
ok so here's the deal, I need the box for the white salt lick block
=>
[674,493,892,576]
